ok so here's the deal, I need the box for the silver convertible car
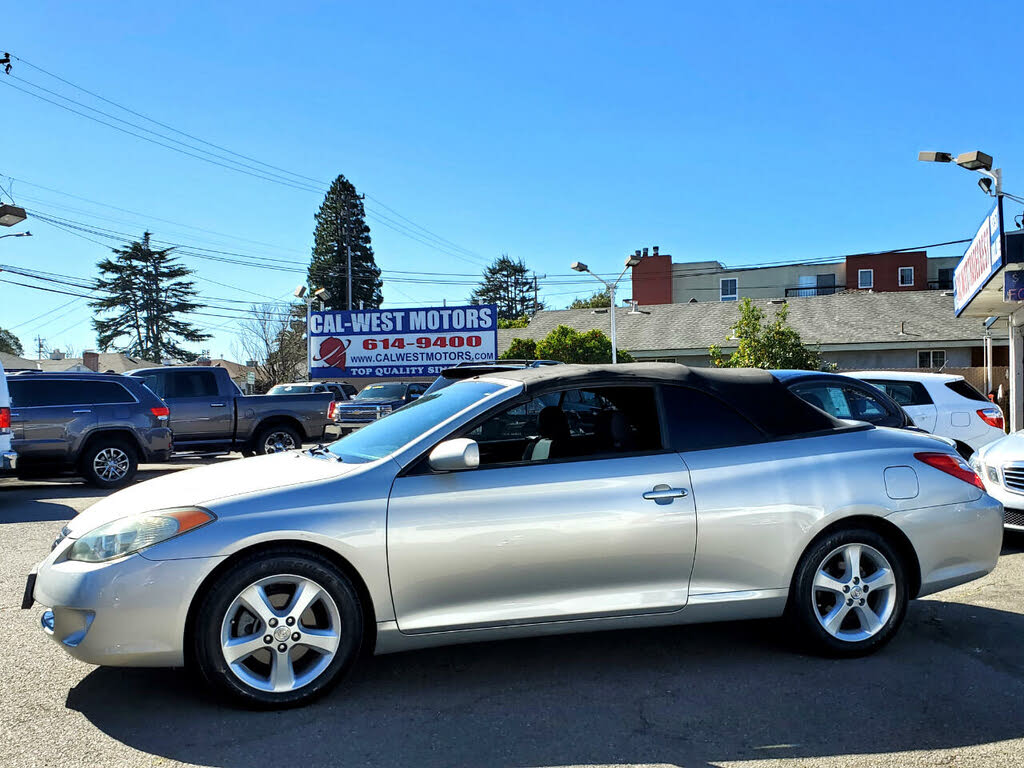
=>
[25,364,1004,708]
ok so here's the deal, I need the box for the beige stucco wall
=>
[670,262,846,303]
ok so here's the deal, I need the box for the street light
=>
[296,285,330,380]
[0,230,31,240]
[0,204,27,227]
[918,149,1002,195]
[570,255,641,364]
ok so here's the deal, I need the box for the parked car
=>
[422,359,561,396]
[25,363,1002,708]
[327,381,429,437]
[5,372,172,487]
[848,371,1005,457]
[127,366,332,456]
[970,434,1024,531]
[0,360,16,477]
[774,370,912,429]
[268,382,351,402]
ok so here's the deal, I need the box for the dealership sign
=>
[309,304,498,378]
[954,198,1005,316]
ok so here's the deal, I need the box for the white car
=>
[0,360,16,476]
[848,371,1005,457]
[970,433,1024,531]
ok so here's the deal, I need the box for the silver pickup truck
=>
[127,366,332,455]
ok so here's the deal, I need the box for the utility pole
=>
[35,335,46,360]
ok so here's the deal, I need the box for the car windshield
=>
[267,384,317,395]
[355,383,408,400]
[327,380,508,463]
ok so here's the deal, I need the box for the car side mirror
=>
[428,438,480,471]
[408,392,421,401]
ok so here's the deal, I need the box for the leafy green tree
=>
[709,297,823,370]
[568,289,611,309]
[502,325,633,364]
[497,315,530,329]
[91,232,210,361]
[500,337,538,360]
[308,174,383,311]
[470,255,542,321]
[0,327,24,356]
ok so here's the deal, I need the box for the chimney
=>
[634,249,641,259]
[83,350,99,372]
[652,246,659,257]
[642,247,649,258]
[49,349,65,361]
[197,356,212,366]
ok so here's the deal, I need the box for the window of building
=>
[720,278,738,302]
[858,269,874,289]
[936,268,954,290]
[898,266,914,287]
[917,350,946,369]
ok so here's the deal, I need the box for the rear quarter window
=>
[944,380,989,402]
[864,380,933,406]
[661,386,764,451]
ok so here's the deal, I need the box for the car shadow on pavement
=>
[0,498,77,523]
[66,600,1024,768]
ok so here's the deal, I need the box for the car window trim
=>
[7,378,140,408]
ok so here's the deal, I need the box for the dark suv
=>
[6,373,173,488]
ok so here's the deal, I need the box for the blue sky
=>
[2,1,1023,360]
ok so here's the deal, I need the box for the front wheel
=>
[193,550,364,708]
[790,528,908,657]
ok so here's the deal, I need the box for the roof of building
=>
[33,352,160,374]
[498,290,989,356]
[0,351,39,370]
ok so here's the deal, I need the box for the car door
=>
[145,369,232,443]
[863,379,937,433]
[386,384,697,634]
[7,378,97,463]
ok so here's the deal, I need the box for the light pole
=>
[0,230,31,240]
[918,150,1002,196]
[570,255,642,364]
[0,204,28,228]
[295,285,329,380]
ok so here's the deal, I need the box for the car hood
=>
[979,431,1024,464]
[65,452,362,537]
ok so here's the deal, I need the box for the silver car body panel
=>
[30,375,1004,668]
[974,431,1024,530]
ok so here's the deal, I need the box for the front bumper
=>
[29,542,223,667]
[1,450,16,474]
[887,494,1004,597]
[977,477,1024,530]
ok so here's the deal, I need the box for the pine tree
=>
[0,327,24,356]
[90,232,210,362]
[308,174,383,311]
[470,255,543,321]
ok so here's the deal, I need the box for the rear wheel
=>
[790,528,907,657]
[193,550,363,708]
[80,439,138,488]
[253,424,302,455]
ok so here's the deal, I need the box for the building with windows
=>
[628,246,959,305]
[500,290,1005,372]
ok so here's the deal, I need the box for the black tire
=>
[790,527,908,657]
[79,438,139,488]
[239,449,255,458]
[253,423,303,455]
[192,549,363,709]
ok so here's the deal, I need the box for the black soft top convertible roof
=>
[473,362,843,438]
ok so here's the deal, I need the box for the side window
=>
[408,384,427,397]
[166,371,219,398]
[841,386,891,423]
[662,386,763,451]
[134,373,167,398]
[791,383,852,419]
[466,386,662,465]
[864,380,933,406]
[72,381,136,404]
[8,380,74,407]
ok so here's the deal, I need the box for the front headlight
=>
[378,404,393,414]
[968,452,981,473]
[67,507,215,563]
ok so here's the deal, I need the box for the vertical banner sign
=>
[309,304,498,378]
[954,198,1004,316]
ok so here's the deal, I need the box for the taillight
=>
[327,401,338,420]
[0,406,9,430]
[914,452,985,491]
[151,406,170,420]
[977,408,1004,430]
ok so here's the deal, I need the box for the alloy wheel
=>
[220,575,342,693]
[92,447,131,482]
[264,431,298,453]
[811,543,897,642]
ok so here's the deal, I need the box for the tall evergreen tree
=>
[308,174,382,311]
[470,255,543,321]
[0,327,24,356]
[90,232,210,362]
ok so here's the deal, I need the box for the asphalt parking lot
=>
[2,459,1023,768]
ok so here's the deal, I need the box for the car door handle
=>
[72,409,92,414]
[210,403,226,407]
[642,486,688,501]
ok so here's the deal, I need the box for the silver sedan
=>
[25,364,1004,708]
